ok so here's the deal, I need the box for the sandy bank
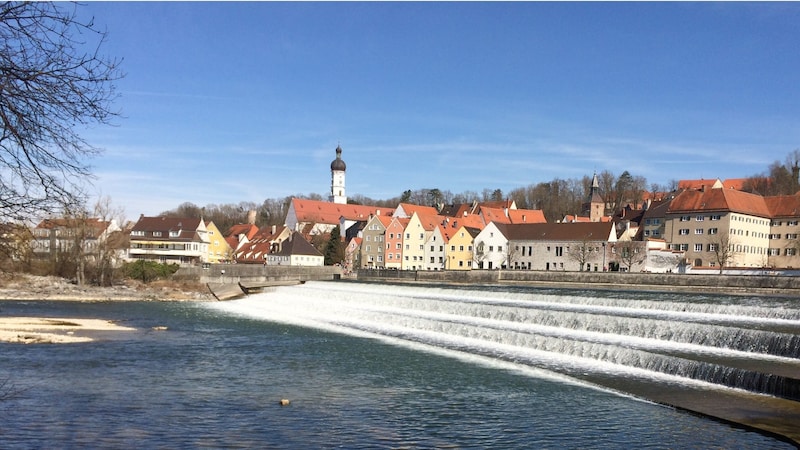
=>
[0,316,136,344]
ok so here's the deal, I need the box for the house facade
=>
[500,222,617,272]
[384,217,408,269]
[446,226,479,270]
[474,222,509,269]
[266,231,324,266]
[359,215,390,269]
[129,216,209,265]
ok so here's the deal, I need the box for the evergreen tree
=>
[324,226,345,266]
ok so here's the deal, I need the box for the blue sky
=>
[78,2,800,218]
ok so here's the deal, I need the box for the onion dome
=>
[330,145,346,171]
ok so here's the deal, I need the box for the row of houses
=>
[17,175,800,273]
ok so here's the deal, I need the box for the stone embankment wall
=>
[357,269,800,296]
[175,265,343,284]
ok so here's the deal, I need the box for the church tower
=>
[330,144,347,204]
[582,172,605,222]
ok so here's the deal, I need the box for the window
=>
[708,244,718,251]
[696,216,705,222]
[709,228,718,235]
[710,215,721,221]
[788,234,799,239]
[694,244,703,252]
[153,231,162,237]
[366,235,371,242]
[396,243,401,249]
[680,244,688,251]
[489,246,494,252]
[498,246,503,252]
[789,221,799,226]
[679,229,689,235]
[695,229,704,235]
[680,216,691,222]
[787,248,797,256]
[388,253,393,260]
[768,248,780,256]
[459,245,464,251]
[555,246,563,257]
[132,230,144,237]
[769,234,781,240]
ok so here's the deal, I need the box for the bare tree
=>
[708,232,736,274]
[568,238,595,271]
[615,240,646,272]
[1,2,123,221]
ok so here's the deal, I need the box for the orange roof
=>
[668,187,771,217]
[396,203,440,217]
[225,224,259,240]
[677,178,747,191]
[508,209,546,224]
[765,194,800,218]
[291,198,386,225]
[562,214,612,223]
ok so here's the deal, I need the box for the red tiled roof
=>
[667,187,771,217]
[396,203,440,217]
[765,194,800,218]
[291,198,386,225]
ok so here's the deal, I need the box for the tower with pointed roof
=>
[330,144,347,204]
[582,172,605,222]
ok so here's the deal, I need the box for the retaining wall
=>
[175,264,342,284]
[357,269,800,296]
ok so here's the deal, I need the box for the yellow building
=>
[445,225,480,270]
[205,221,233,264]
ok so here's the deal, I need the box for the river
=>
[1,281,797,448]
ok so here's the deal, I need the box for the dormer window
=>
[170,231,180,237]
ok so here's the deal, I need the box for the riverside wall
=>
[357,269,800,297]
[174,264,343,285]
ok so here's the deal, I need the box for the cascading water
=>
[209,281,800,439]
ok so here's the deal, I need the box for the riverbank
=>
[0,273,214,302]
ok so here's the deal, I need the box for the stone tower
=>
[582,172,605,222]
[330,144,347,204]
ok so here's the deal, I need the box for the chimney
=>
[272,225,277,235]
[247,210,257,225]
[376,209,381,216]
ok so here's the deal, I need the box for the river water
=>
[0,281,796,448]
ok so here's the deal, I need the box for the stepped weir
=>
[212,281,800,444]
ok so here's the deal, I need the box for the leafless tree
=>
[1,2,123,220]
[708,232,736,274]
[615,240,646,272]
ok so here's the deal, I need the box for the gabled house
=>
[204,221,232,264]
[129,216,209,265]
[473,222,508,269]
[266,231,324,266]
[446,225,481,270]
[360,214,391,269]
[423,225,447,271]
[385,216,409,269]
[344,237,362,274]
[479,207,547,225]
[401,213,441,270]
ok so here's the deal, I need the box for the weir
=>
[209,281,800,444]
